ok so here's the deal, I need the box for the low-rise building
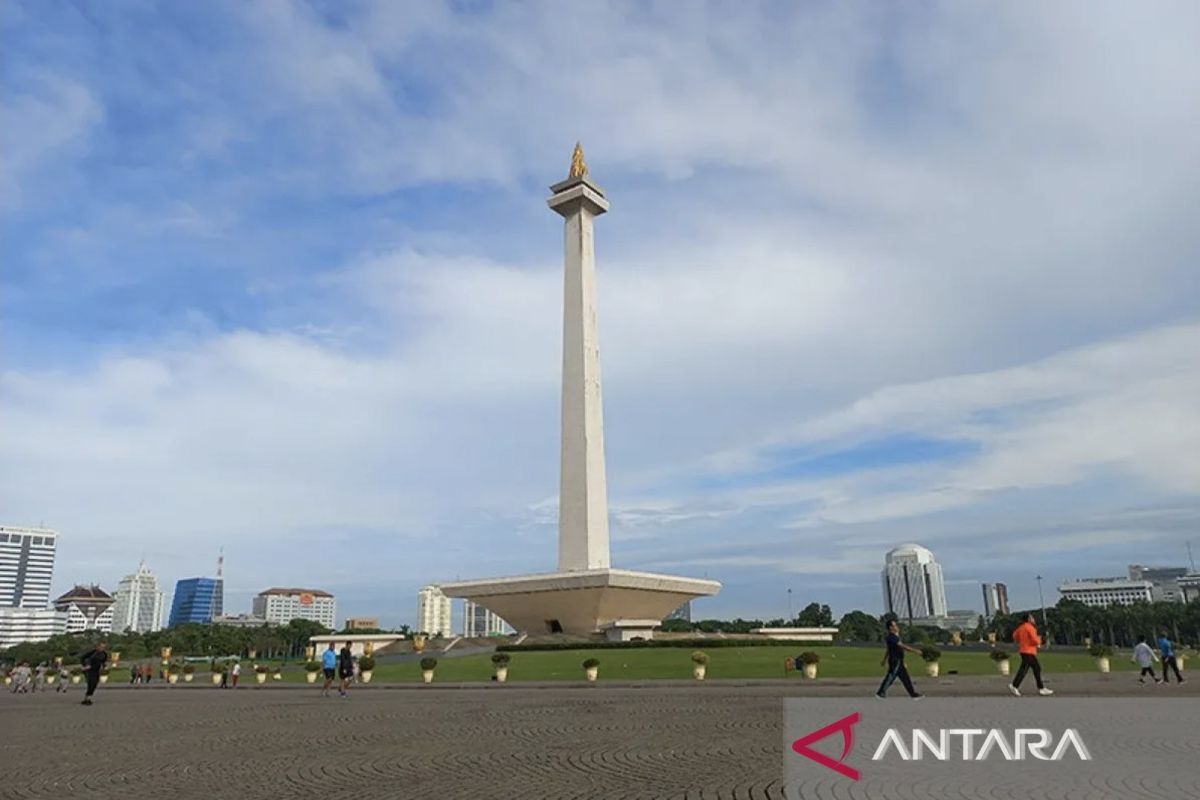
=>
[252,588,336,628]
[344,617,380,631]
[1127,565,1189,603]
[1058,577,1153,607]
[53,585,115,633]
[213,614,273,628]
[0,607,66,648]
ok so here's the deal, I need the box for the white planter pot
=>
[925,662,940,678]
[272,673,282,681]
[306,672,318,683]
[46,675,56,685]
[100,675,109,684]
[212,673,223,685]
[361,670,373,684]
[494,667,508,683]
[71,675,82,684]
[3,676,11,686]
[997,660,1011,676]
[585,667,599,682]
[256,673,267,684]
[168,674,179,684]
[422,670,434,684]
[693,665,707,681]
[184,673,194,683]
[1096,657,1110,673]
[803,663,818,680]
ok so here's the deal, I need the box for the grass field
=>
[91,646,1171,685]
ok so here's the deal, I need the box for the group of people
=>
[875,612,1187,699]
[320,641,356,697]
[7,662,73,694]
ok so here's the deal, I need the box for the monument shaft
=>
[552,179,611,571]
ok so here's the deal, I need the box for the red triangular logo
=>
[791,712,861,781]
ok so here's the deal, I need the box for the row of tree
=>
[665,598,1200,648]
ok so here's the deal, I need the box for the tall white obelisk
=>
[548,143,612,572]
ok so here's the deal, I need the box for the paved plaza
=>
[2,676,1197,799]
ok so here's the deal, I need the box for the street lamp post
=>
[1036,575,1048,643]
[787,588,793,624]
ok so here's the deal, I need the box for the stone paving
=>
[1,675,1195,799]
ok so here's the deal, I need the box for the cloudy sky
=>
[3,1,1198,628]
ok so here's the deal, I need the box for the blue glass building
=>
[168,577,223,626]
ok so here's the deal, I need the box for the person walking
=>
[11,662,31,693]
[1009,613,1053,696]
[875,619,924,699]
[230,660,241,688]
[33,662,48,693]
[219,663,229,689]
[1158,631,1185,684]
[79,642,108,706]
[1132,635,1161,684]
[320,643,338,697]
[56,664,71,693]
[338,642,354,698]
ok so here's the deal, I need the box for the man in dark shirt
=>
[338,642,354,697]
[79,642,109,706]
[876,620,923,699]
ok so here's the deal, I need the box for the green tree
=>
[837,610,883,642]
[795,602,834,628]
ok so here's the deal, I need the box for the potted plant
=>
[271,666,283,681]
[211,663,225,685]
[420,657,438,684]
[358,654,376,683]
[70,667,83,684]
[582,657,600,682]
[990,648,1011,675]
[183,664,196,683]
[690,651,709,681]
[1089,643,1114,673]
[920,646,942,678]
[3,670,11,687]
[100,667,110,684]
[492,652,511,683]
[304,661,321,683]
[45,669,56,686]
[254,664,268,684]
[166,663,181,684]
[796,652,825,676]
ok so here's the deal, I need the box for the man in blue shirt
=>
[321,643,338,697]
[1158,631,1185,684]
[876,619,924,699]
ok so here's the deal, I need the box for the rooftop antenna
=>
[217,547,224,578]
[1188,541,1196,572]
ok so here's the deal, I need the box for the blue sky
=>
[3,1,1199,628]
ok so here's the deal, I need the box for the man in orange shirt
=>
[1009,612,1053,696]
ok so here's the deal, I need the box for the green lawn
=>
[96,647,1164,685]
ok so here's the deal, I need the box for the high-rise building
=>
[168,577,224,626]
[0,525,58,609]
[1057,577,1153,607]
[981,582,1010,619]
[462,600,507,637]
[881,543,948,623]
[252,587,336,628]
[110,561,166,634]
[417,585,452,637]
[53,585,115,633]
[0,607,66,648]
[1127,565,1189,603]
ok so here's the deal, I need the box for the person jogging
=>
[338,642,354,698]
[321,643,338,697]
[1158,631,1185,684]
[1009,613,1053,696]
[56,664,70,692]
[79,642,108,706]
[1132,635,1161,684]
[875,619,924,699]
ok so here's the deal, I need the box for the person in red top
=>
[1009,613,1053,697]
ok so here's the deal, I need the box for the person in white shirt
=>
[1132,635,1161,684]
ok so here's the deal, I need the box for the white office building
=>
[881,543,948,622]
[0,526,58,609]
[0,607,66,648]
[417,585,453,637]
[463,600,508,637]
[1057,577,1153,607]
[252,588,336,628]
[111,561,166,634]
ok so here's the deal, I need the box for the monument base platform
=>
[439,568,721,636]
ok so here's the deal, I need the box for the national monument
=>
[440,145,721,637]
